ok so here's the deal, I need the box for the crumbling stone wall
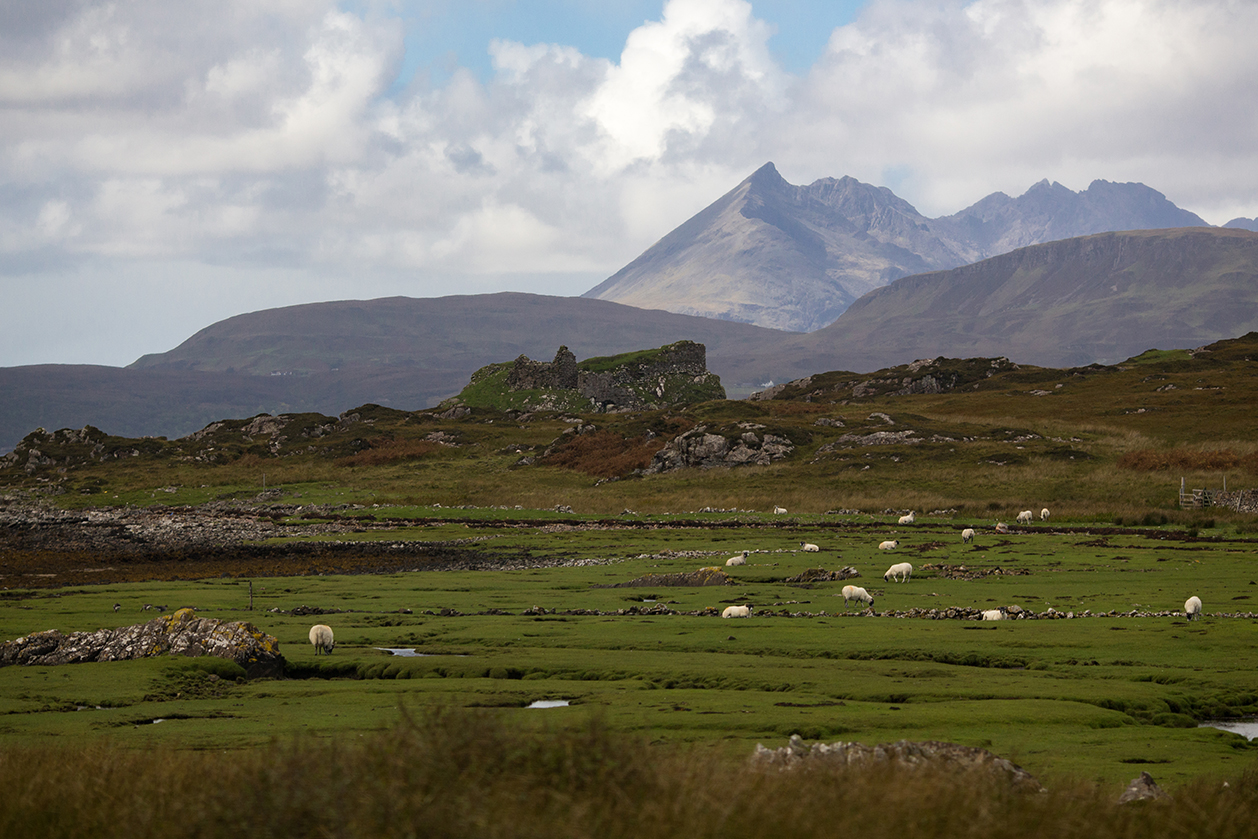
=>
[507,347,579,391]
[1209,489,1258,514]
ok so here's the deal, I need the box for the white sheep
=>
[800,542,820,552]
[1016,510,1034,525]
[842,585,875,610]
[981,608,1007,621]
[773,506,788,514]
[1184,596,1203,621]
[961,528,976,544]
[722,604,752,618]
[898,511,916,525]
[309,624,335,655]
[884,562,913,583]
[878,539,899,550]
[725,550,749,566]
[1040,508,1051,522]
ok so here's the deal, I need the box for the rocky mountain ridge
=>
[584,162,1209,332]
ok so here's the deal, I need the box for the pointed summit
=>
[583,163,969,332]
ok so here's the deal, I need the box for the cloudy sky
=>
[3,0,1256,368]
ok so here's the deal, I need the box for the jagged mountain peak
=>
[584,163,1212,333]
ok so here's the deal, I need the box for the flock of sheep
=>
[714,508,1206,624]
[307,508,1206,653]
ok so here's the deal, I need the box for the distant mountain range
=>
[4,161,1258,455]
[583,162,1208,332]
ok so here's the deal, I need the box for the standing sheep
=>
[1040,508,1051,522]
[898,512,916,525]
[1016,510,1034,525]
[842,585,875,611]
[722,605,752,618]
[800,542,820,552]
[961,528,976,544]
[309,624,335,655]
[883,562,913,583]
[726,550,749,566]
[878,540,899,550]
[1184,596,1203,621]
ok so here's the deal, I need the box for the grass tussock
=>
[3,709,1258,839]
[1118,448,1258,474]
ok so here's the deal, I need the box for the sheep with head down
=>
[1016,510,1034,526]
[309,624,335,655]
[842,585,874,611]
[1185,596,1203,621]
[884,562,912,583]
[961,528,976,544]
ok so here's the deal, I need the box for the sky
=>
[2,0,1257,368]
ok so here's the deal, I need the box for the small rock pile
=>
[752,735,1043,792]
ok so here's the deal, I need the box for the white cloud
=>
[1,0,1257,368]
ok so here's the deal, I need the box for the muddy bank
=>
[0,501,566,588]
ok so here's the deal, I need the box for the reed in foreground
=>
[4,709,1258,839]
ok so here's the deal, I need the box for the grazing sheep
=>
[1016,510,1034,525]
[884,562,913,583]
[1185,596,1203,621]
[842,585,875,611]
[898,511,916,525]
[1040,508,1051,522]
[800,542,820,552]
[981,608,1007,621]
[994,522,1010,534]
[309,624,335,655]
[722,605,752,618]
[725,550,749,567]
[878,539,899,550]
[773,506,788,514]
[961,528,976,544]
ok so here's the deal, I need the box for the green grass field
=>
[2,513,1256,790]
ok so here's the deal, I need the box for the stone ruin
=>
[505,341,722,412]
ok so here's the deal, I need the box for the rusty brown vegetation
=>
[337,438,441,467]
[539,430,668,478]
[1118,448,1258,474]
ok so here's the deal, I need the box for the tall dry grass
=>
[4,709,1258,839]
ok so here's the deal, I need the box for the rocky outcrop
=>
[0,608,285,678]
[642,425,794,474]
[752,735,1043,792]
[1118,771,1168,803]
[609,568,735,587]
[785,567,859,584]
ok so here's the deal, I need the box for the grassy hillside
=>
[6,333,1257,519]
